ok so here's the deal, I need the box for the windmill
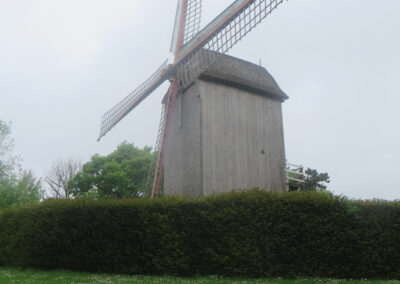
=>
[98,0,288,198]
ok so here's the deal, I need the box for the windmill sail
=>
[183,0,203,44]
[98,60,171,141]
[171,0,203,55]
[144,93,169,195]
[175,0,286,90]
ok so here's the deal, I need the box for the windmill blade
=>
[175,0,286,89]
[183,0,203,45]
[150,82,180,198]
[171,0,203,55]
[98,60,171,141]
[144,94,168,196]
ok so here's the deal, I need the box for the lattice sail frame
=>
[99,0,203,141]
[176,0,285,90]
[146,1,201,197]
[183,0,203,44]
[144,89,169,195]
[171,0,203,53]
[98,60,170,140]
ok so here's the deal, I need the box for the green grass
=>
[0,267,399,284]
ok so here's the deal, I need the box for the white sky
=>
[0,0,399,200]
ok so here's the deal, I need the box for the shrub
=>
[0,190,399,279]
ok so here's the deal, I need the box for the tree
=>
[45,159,82,199]
[68,142,154,199]
[0,171,43,209]
[0,121,20,180]
[0,120,43,209]
[288,167,330,192]
[303,168,330,191]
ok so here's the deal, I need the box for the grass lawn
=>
[0,267,399,284]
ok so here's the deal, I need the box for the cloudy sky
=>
[0,0,399,200]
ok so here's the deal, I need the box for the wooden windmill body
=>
[164,53,288,197]
[98,0,289,197]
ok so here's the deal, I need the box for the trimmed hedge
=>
[0,190,400,279]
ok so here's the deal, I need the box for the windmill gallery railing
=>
[286,162,306,191]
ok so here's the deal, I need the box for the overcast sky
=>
[0,0,399,200]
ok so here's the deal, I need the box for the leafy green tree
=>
[303,168,330,191]
[288,167,330,192]
[0,121,20,180]
[68,142,154,199]
[0,171,43,209]
[0,120,43,209]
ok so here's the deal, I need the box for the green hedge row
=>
[0,190,400,279]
